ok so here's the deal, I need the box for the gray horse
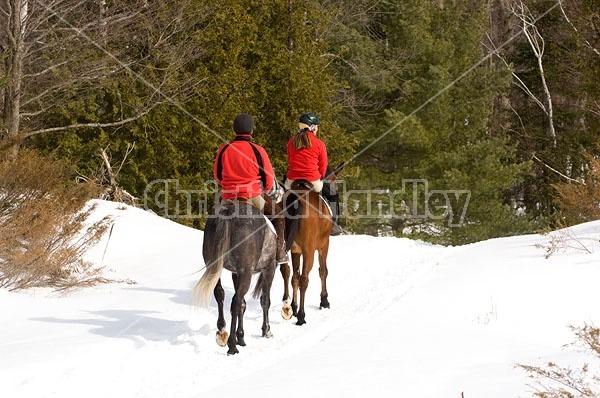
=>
[193,200,277,355]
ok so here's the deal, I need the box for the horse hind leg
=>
[257,268,276,338]
[318,246,330,309]
[290,252,301,319]
[296,251,315,326]
[280,263,293,320]
[235,297,247,346]
[227,272,251,355]
[214,279,228,347]
[226,293,242,355]
[261,293,273,337]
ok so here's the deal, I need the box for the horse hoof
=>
[215,329,228,347]
[296,318,306,326]
[227,347,239,356]
[263,330,273,338]
[281,304,293,320]
[320,302,330,309]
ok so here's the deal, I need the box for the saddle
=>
[290,179,314,191]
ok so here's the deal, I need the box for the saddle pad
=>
[263,215,276,235]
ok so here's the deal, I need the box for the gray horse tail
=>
[193,218,230,308]
[252,273,265,300]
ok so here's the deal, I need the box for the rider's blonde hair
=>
[293,123,318,150]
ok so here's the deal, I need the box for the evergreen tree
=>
[9,0,597,240]
[30,0,357,227]
[497,0,600,226]
[346,0,536,244]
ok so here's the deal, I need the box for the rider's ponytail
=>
[293,128,312,149]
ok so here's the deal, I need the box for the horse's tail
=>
[193,217,231,308]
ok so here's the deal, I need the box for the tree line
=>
[1,0,599,245]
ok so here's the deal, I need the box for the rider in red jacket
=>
[285,128,328,189]
[214,135,274,201]
[284,113,342,235]
[214,113,288,264]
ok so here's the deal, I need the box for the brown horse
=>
[280,167,341,325]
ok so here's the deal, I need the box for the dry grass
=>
[535,220,594,259]
[519,323,600,397]
[0,148,112,291]
[553,154,600,226]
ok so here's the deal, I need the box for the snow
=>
[2,199,600,398]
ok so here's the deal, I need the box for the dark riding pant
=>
[261,193,288,264]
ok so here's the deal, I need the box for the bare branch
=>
[533,154,582,184]
[23,105,158,137]
[558,0,600,57]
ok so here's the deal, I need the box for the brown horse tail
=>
[192,218,230,308]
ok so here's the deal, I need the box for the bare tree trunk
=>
[3,0,28,156]
[514,0,557,148]
[98,145,138,205]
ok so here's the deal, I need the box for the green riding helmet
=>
[299,113,320,126]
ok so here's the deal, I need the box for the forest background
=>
[1,0,599,246]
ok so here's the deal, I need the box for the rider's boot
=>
[321,181,343,236]
[262,193,289,264]
[328,193,343,236]
[272,216,289,264]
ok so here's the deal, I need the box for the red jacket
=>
[214,135,275,200]
[286,132,328,181]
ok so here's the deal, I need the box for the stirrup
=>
[276,249,289,265]
[277,257,289,265]
[331,223,343,236]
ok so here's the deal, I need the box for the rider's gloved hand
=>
[266,182,284,203]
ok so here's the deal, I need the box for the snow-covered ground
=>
[2,200,599,398]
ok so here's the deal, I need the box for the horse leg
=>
[231,273,248,348]
[260,267,276,338]
[290,252,301,318]
[318,243,330,309]
[214,279,228,347]
[236,296,247,346]
[280,263,293,320]
[280,263,291,302]
[227,273,251,355]
[296,251,315,326]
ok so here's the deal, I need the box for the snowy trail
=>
[185,235,446,395]
[3,200,600,398]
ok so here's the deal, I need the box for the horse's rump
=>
[195,200,276,307]
[282,182,332,253]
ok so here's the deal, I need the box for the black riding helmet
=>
[299,113,320,126]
